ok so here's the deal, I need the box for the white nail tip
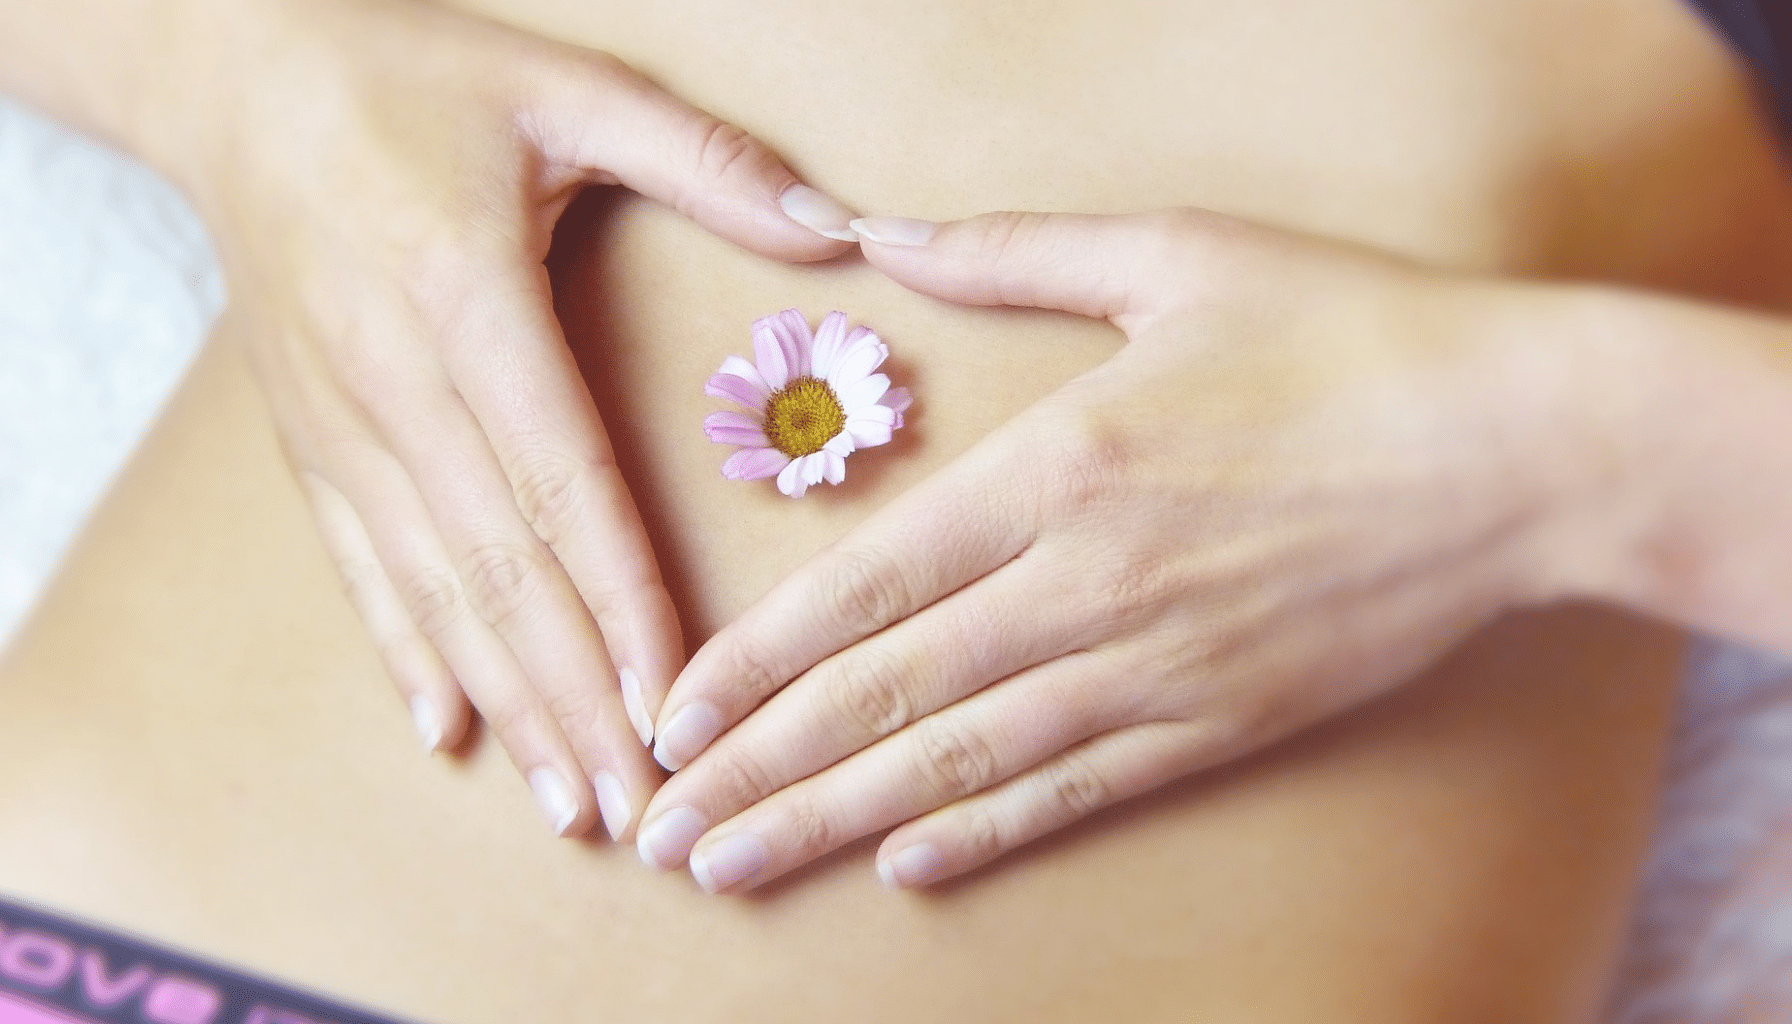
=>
[410,695,444,753]
[779,184,859,241]
[529,767,580,837]
[848,217,938,247]
[654,702,724,772]
[593,772,632,842]
[620,668,654,747]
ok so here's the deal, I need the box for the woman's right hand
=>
[162,0,858,841]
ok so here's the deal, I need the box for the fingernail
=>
[410,695,444,753]
[654,702,723,771]
[779,184,859,242]
[528,767,580,837]
[637,805,708,871]
[592,772,633,842]
[849,216,938,247]
[690,832,768,893]
[878,843,944,889]
[620,667,653,747]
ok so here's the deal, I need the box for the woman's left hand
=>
[634,207,1637,891]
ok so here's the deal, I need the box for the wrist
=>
[1422,278,1665,614]
[124,0,314,202]
[1553,289,1792,646]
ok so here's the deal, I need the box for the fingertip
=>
[653,701,724,772]
[779,184,860,242]
[877,841,947,889]
[724,183,857,262]
[528,765,585,838]
[410,694,446,754]
[853,209,1149,322]
[388,641,471,753]
[620,667,655,747]
[592,770,634,842]
[850,216,938,248]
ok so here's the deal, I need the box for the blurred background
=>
[3,94,1791,1023]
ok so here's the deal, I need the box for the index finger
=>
[394,258,678,833]
[651,430,1043,771]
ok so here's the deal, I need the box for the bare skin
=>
[1,0,1788,1019]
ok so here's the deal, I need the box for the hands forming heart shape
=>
[138,0,1755,893]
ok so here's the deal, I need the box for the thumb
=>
[851,210,1208,322]
[536,53,858,263]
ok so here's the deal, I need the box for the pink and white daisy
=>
[704,309,913,498]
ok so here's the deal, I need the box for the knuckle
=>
[543,684,601,732]
[478,694,534,744]
[959,806,1005,865]
[781,798,836,855]
[1040,752,1111,821]
[823,647,915,740]
[398,568,467,639]
[669,119,764,218]
[827,550,911,636]
[716,633,789,702]
[463,542,547,630]
[974,210,1050,262]
[708,751,780,810]
[335,556,389,612]
[510,450,589,549]
[914,718,1002,797]
[1039,406,1131,516]
[974,212,1057,302]
[566,46,628,82]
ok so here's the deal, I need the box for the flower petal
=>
[823,450,847,484]
[837,372,890,413]
[879,386,913,429]
[723,447,790,481]
[704,411,770,447]
[777,458,809,497]
[777,308,815,378]
[811,311,849,381]
[846,407,895,448]
[824,431,856,456]
[827,332,888,390]
[705,366,770,413]
[719,355,770,391]
[801,452,827,486]
[752,311,810,390]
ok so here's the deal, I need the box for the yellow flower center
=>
[762,376,846,458]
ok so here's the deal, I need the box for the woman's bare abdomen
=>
[2,0,1786,1019]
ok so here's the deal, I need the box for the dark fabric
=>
[0,894,417,1024]
[1686,0,1792,134]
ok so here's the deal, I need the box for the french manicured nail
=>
[620,667,653,747]
[637,806,709,871]
[654,702,723,771]
[410,695,444,753]
[878,843,944,889]
[690,832,769,893]
[592,772,632,842]
[849,216,938,247]
[528,767,580,837]
[779,184,859,241]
